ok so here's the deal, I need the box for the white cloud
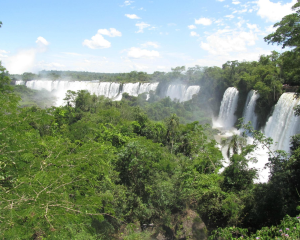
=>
[188,25,197,29]
[190,31,199,37]
[83,34,111,49]
[83,28,121,49]
[225,15,235,18]
[0,50,8,58]
[217,0,225,2]
[141,42,159,48]
[135,22,151,33]
[215,19,224,26]
[232,0,240,4]
[36,36,49,46]
[195,17,212,25]
[125,14,141,19]
[97,28,122,37]
[236,19,245,28]
[257,0,297,22]
[265,24,277,33]
[247,23,259,32]
[124,1,134,6]
[127,47,160,58]
[200,29,258,56]
[237,9,247,14]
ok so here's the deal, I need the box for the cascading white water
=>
[264,93,300,152]
[122,82,140,97]
[15,80,25,85]
[182,86,201,102]
[138,82,159,95]
[166,84,200,102]
[15,80,160,106]
[242,90,260,130]
[217,87,239,129]
[138,82,160,100]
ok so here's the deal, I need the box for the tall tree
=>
[264,0,300,48]
[166,113,179,153]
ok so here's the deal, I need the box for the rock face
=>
[117,210,207,240]
[176,209,208,240]
[151,209,207,240]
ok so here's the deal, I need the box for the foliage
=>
[3,4,300,237]
[209,214,300,240]
[264,0,300,49]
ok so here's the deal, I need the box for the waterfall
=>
[15,80,25,85]
[242,90,259,130]
[182,86,201,102]
[138,82,159,95]
[122,82,140,96]
[16,80,159,106]
[166,84,200,102]
[217,87,239,129]
[264,93,300,152]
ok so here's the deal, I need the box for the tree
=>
[165,114,179,153]
[264,1,300,48]
[0,21,2,28]
[221,134,246,158]
[22,72,37,81]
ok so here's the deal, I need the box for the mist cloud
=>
[5,36,49,74]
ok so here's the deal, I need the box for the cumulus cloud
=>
[83,35,111,49]
[195,17,212,25]
[200,29,258,56]
[225,15,235,18]
[217,0,225,2]
[257,0,297,22]
[125,14,141,19]
[83,28,121,49]
[188,25,197,29]
[36,36,49,46]
[190,31,199,37]
[232,0,240,4]
[141,42,159,48]
[127,47,160,58]
[135,22,151,33]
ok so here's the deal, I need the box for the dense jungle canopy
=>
[1,1,300,239]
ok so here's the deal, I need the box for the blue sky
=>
[0,0,297,74]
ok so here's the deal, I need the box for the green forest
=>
[2,1,300,240]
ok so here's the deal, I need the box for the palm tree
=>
[221,134,247,158]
